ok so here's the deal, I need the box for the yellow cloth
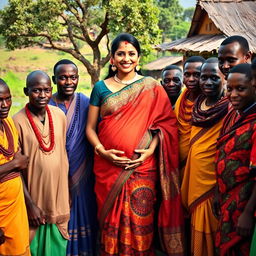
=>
[181,120,223,209]
[181,119,223,256]
[191,197,218,256]
[174,89,194,171]
[13,106,70,241]
[0,117,30,256]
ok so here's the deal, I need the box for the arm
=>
[236,179,256,237]
[21,176,45,227]
[0,228,5,245]
[0,151,29,179]
[212,184,221,219]
[86,104,131,167]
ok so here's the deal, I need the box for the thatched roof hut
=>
[143,56,183,79]
[156,0,256,56]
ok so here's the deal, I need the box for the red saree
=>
[215,104,256,256]
[94,77,184,255]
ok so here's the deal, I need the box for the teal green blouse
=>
[89,80,112,106]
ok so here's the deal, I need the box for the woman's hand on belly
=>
[124,148,154,170]
[98,148,132,168]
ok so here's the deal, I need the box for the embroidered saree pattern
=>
[94,77,183,255]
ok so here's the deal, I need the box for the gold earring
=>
[135,65,141,72]
[111,64,117,72]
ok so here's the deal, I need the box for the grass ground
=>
[0,46,108,116]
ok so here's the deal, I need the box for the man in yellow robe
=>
[181,58,228,256]
[0,79,30,256]
[174,56,205,175]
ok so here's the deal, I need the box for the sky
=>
[179,0,197,8]
[0,0,8,9]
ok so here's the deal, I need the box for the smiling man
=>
[13,71,70,255]
[215,63,256,255]
[218,35,252,80]
[50,59,98,256]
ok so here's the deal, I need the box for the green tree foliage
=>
[156,0,194,42]
[0,0,161,85]
[183,7,195,22]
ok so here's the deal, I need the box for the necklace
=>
[25,104,55,152]
[0,120,14,157]
[114,73,139,85]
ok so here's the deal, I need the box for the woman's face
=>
[111,41,140,75]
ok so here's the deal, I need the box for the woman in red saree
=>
[86,33,184,255]
[214,64,256,256]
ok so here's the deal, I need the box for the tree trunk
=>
[88,67,100,87]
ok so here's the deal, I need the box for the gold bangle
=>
[94,143,103,155]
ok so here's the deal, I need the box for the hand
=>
[27,203,45,227]
[13,151,29,170]
[0,228,5,245]
[236,211,254,237]
[99,148,131,167]
[124,148,154,170]
[212,196,221,219]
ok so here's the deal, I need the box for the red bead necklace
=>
[25,104,55,152]
[0,120,14,157]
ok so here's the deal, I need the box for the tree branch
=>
[94,11,109,46]
[100,34,111,66]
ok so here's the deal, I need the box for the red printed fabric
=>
[215,107,256,256]
[94,77,184,255]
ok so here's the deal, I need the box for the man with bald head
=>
[13,71,70,255]
[0,79,30,255]
[218,35,252,80]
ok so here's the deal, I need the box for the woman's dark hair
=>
[105,33,141,79]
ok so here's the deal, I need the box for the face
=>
[161,69,182,97]
[0,85,12,120]
[226,72,255,111]
[218,42,250,80]
[53,64,79,97]
[183,62,203,91]
[200,62,225,99]
[26,75,52,110]
[111,41,140,75]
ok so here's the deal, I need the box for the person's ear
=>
[52,76,56,84]
[245,51,252,63]
[24,87,29,96]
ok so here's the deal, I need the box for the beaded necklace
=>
[114,73,139,85]
[25,104,55,152]
[0,120,14,157]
